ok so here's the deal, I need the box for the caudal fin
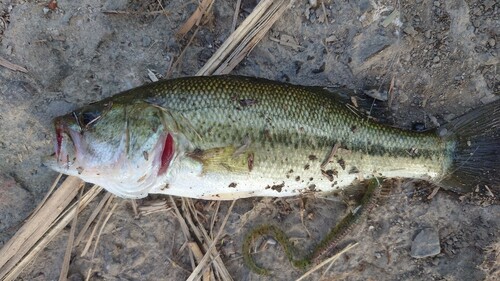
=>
[439,99,500,195]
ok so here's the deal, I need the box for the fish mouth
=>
[50,118,81,168]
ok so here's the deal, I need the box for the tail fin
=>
[439,99,500,195]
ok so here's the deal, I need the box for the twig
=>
[427,186,440,200]
[321,142,341,169]
[0,56,28,73]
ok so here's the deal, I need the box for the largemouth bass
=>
[44,76,500,199]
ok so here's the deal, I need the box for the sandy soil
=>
[0,0,499,280]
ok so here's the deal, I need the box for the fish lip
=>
[53,117,80,166]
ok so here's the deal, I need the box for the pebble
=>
[403,26,418,36]
[309,0,318,8]
[364,88,388,101]
[411,228,441,258]
[142,36,152,47]
[488,38,495,47]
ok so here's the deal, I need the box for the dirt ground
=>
[0,0,499,280]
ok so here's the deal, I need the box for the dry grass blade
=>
[182,199,233,280]
[231,0,242,32]
[138,199,172,216]
[197,0,292,76]
[75,192,113,247]
[295,242,358,281]
[177,0,214,37]
[0,176,83,280]
[0,56,28,73]
[218,0,289,74]
[321,142,341,169]
[102,10,169,16]
[80,195,114,257]
[59,188,83,281]
[91,202,118,258]
[169,196,197,271]
[187,242,211,281]
[186,200,236,281]
[0,183,102,281]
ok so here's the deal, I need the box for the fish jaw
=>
[44,117,82,172]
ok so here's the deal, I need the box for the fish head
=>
[44,100,177,198]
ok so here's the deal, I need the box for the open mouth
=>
[54,119,79,166]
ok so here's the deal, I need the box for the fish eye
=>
[73,102,113,131]
[76,108,102,130]
[81,111,101,126]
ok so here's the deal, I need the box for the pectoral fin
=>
[187,145,254,174]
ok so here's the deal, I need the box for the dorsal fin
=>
[304,85,391,124]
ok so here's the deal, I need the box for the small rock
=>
[444,113,456,122]
[43,7,50,14]
[403,26,418,36]
[433,56,440,63]
[304,6,311,20]
[480,94,499,104]
[364,88,388,101]
[309,0,318,8]
[411,228,441,258]
[488,38,495,47]
[484,0,495,10]
[142,36,152,47]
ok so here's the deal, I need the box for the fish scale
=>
[136,76,447,198]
